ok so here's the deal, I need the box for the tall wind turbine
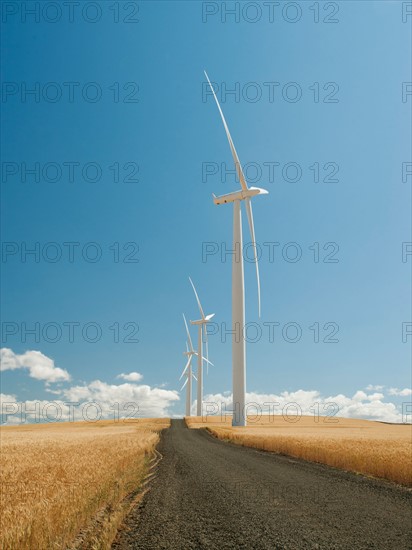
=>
[189,277,215,416]
[204,71,268,427]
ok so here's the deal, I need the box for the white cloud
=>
[45,387,64,395]
[117,372,143,382]
[388,387,412,397]
[0,392,17,404]
[200,388,405,423]
[366,384,384,391]
[62,379,179,418]
[2,414,25,425]
[0,348,70,383]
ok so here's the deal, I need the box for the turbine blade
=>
[189,277,205,319]
[182,313,194,351]
[193,350,211,366]
[181,378,188,391]
[204,71,248,192]
[180,356,191,380]
[192,373,197,382]
[245,197,261,317]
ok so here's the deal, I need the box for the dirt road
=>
[113,420,412,549]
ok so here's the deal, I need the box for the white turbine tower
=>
[204,71,268,427]
[189,277,215,416]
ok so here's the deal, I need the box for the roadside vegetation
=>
[186,415,412,486]
[0,418,169,549]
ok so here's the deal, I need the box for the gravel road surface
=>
[112,419,412,549]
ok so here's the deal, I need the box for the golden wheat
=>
[186,415,412,486]
[0,418,169,550]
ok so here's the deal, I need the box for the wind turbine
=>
[180,342,197,417]
[204,71,268,427]
[188,277,215,416]
[180,313,211,416]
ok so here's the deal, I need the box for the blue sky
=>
[1,1,411,421]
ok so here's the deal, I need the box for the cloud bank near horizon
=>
[198,387,410,423]
[1,348,410,424]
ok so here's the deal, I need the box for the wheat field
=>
[0,418,169,550]
[186,415,412,486]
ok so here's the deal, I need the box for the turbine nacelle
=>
[190,313,215,326]
[213,187,268,205]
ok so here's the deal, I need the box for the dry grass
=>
[0,418,169,549]
[186,415,412,486]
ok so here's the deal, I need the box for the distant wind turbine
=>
[180,313,211,417]
[204,71,268,427]
[188,277,215,416]
[180,342,197,417]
